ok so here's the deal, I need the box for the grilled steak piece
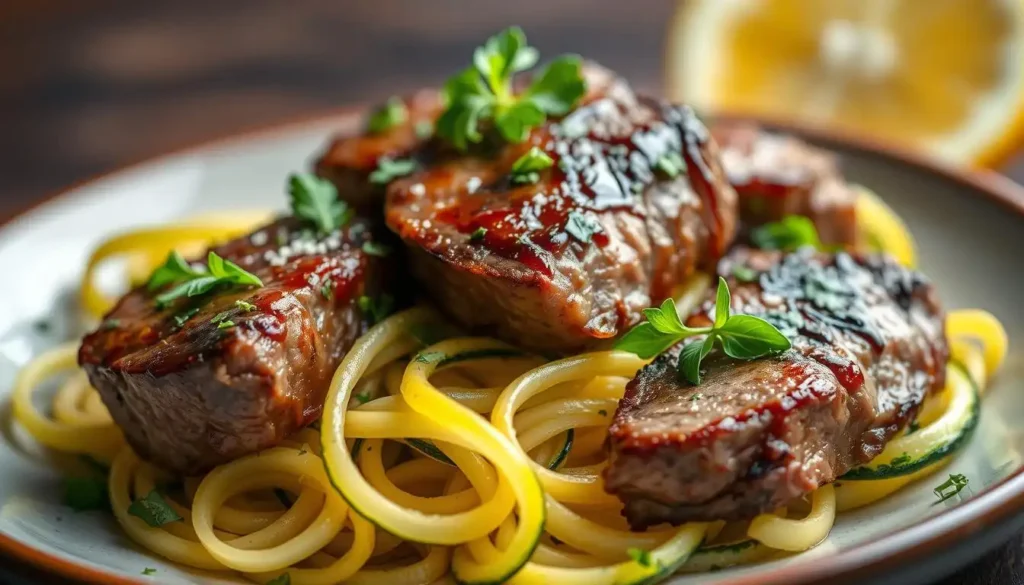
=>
[315,90,443,211]
[79,217,388,474]
[605,247,947,528]
[382,64,738,354]
[712,123,859,248]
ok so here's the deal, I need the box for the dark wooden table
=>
[1,1,1022,583]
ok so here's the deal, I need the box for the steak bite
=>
[384,65,738,354]
[79,216,389,475]
[712,123,859,248]
[605,247,947,528]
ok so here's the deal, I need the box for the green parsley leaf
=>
[355,392,371,404]
[358,294,394,324]
[934,473,970,503]
[235,300,257,312]
[152,252,263,308]
[510,146,554,185]
[321,280,335,301]
[217,320,235,330]
[173,307,201,328]
[414,350,445,364]
[267,573,291,585]
[654,152,686,179]
[690,392,704,401]
[751,215,821,252]
[732,264,759,283]
[63,477,109,512]
[366,96,408,134]
[415,120,434,139]
[147,251,203,292]
[617,277,791,385]
[369,157,418,185]
[469,227,488,241]
[210,310,231,324]
[564,210,602,244]
[437,27,585,151]
[142,568,157,576]
[127,490,182,527]
[361,241,391,257]
[627,547,654,568]
[287,173,350,234]
[101,319,120,330]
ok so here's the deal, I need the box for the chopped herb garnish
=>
[510,146,554,185]
[597,409,607,416]
[361,241,391,257]
[732,264,759,283]
[564,210,602,244]
[436,26,586,150]
[321,280,335,301]
[415,120,434,139]
[217,320,236,330]
[101,319,120,330]
[127,490,182,527]
[690,393,703,402]
[210,311,232,324]
[267,573,291,585]
[358,294,394,324]
[355,392,371,404]
[934,473,970,503]
[615,277,791,385]
[150,252,262,309]
[654,151,686,178]
[142,568,157,576]
[751,215,821,252]
[414,351,445,364]
[470,227,488,241]
[366,96,408,134]
[369,157,418,185]
[288,173,351,234]
[235,300,257,312]
[627,547,654,568]
[173,307,201,328]
[63,477,109,512]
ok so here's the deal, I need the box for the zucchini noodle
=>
[8,190,1008,583]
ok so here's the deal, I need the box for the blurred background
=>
[1,0,1023,582]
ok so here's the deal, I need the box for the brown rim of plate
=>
[1,106,1023,585]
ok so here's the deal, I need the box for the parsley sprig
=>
[288,173,352,234]
[510,146,554,185]
[148,251,262,308]
[751,215,821,251]
[934,473,970,503]
[366,96,408,134]
[127,490,182,527]
[615,277,791,384]
[437,26,586,150]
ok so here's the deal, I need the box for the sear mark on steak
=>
[78,216,390,475]
[604,247,947,528]
[380,64,738,354]
[712,123,859,248]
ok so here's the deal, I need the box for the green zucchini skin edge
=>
[840,361,979,481]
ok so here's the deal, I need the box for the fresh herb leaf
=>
[690,392,704,401]
[210,311,231,324]
[934,474,970,503]
[63,477,109,512]
[627,547,654,568]
[101,319,120,330]
[288,173,350,234]
[355,392,371,404]
[469,227,488,241]
[142,568,157,576]
[173,307,201,328]
[654,152,686,179]
[152,252,263,308]
[751,215,821,252]
[127,490,182,527]
[564,210,602,244]
[369,157,418,185]
[358,294,394,324]
[235,300,257,312]
[147,251,203,292]
[732,264,759,283]
[321,280,335,301]
[510,146,553,185]
[217,320,236,330]
[366,96,408,133]
[267,574,291,585]
[437,27,586,151]
[415,120,434,139]
[361,241,391,257]
[616,277,791,385]
[414,351,445,364]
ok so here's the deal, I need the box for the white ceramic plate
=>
[2,110,1024,585]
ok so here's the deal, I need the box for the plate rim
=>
[2,107,1024,585]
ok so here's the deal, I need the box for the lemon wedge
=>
[666,0,1024,167]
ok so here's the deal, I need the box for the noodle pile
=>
[10,190,1007,584]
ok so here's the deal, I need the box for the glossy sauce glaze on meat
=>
[376,64,738,354]
[604,247,947,528]
[712,123,859,248]
[79,217,389,475]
